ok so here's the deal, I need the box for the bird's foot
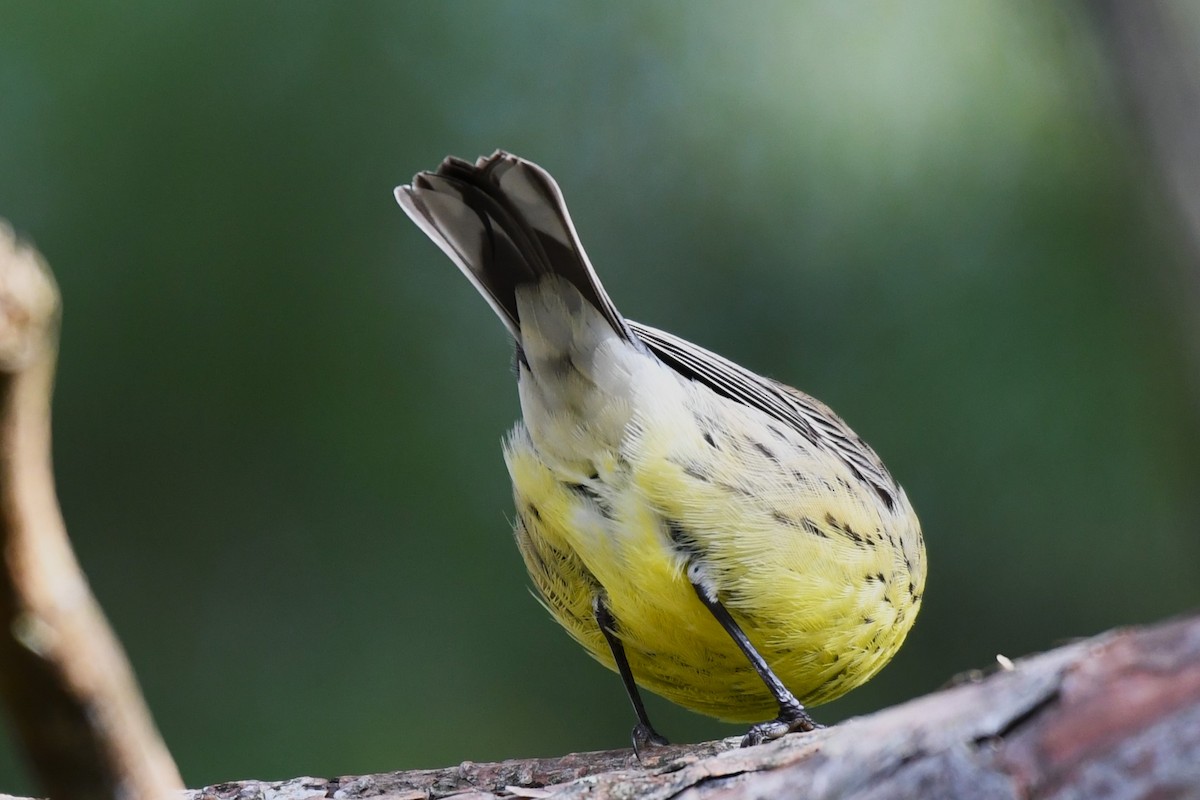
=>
[631,722,670,761]
[740,702,821,747]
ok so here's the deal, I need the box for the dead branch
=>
[181,612,1200,800]
[0,225,183,799]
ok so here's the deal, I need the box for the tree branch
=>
[184,612,1200,800]
[0,224,183,799]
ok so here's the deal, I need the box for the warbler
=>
[395,152,926,749]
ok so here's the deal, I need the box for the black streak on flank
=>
[752,441,779,463]
[845,461,899,513]
[771,510,798,528]
[703,431,718,448]
[666,520,703,559]
[824,512,876,548]
[683,463,712,483]
[773,509,832,541]
[716,480,754,498]
[801,518,830,539]
[567,482,614,519]
[875,485,897,512]
[567,482,600,503]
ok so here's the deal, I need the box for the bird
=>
[394,151,926,750]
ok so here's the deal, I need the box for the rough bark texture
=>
[182,613,1200,800]
[0,225,184,799]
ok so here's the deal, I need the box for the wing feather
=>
[630,321,901,510]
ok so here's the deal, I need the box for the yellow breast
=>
[504,376,926,721]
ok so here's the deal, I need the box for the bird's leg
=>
[685,564,820,746]
[592,595,669,757]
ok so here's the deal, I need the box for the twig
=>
[0,224,183,799]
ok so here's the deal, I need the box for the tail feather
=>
[395,151,633,343]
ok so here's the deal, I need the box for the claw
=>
[740,703,820,747]
[631,722,669,761]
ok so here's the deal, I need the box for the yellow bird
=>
[395,152,926,749]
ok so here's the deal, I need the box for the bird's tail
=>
[395,151,633,344]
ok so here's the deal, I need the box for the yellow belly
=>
[505,417,925,722]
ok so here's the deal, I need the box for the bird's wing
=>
[630,320,901,511]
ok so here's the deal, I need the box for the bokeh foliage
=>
[1,1,1198,791]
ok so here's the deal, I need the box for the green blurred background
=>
[2,1,1199,792]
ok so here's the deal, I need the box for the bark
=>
[185,613,1200,800]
